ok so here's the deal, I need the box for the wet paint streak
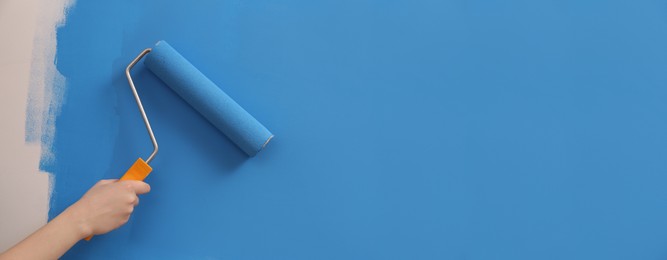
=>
[50,0,667,259]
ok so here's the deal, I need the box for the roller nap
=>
[144,41,273,156]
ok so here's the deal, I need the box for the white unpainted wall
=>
[0,0,72,251]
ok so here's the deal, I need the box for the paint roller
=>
[85,40,273,240]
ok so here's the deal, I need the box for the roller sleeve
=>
[144,41,273,156]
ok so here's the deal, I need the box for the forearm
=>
[0,208,89,260]
[0,180,148,259]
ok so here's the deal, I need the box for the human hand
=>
[61,180,151,238]
[0,180,151,259]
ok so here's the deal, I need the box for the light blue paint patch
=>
[48,0,667,259]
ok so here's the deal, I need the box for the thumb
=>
[121,180,151,195]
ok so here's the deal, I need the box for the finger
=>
[133,195,140,206]
[121,180,151,195]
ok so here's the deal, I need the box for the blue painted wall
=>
[48,0,667,259]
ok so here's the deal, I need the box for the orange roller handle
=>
[119,158,152,181]
[84,158,152,241]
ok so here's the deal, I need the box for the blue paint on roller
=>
[144,40,273,156]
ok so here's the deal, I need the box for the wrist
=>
[59,205,93,239]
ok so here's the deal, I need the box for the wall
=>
[0,0,51,251]
[10,0,667,259]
